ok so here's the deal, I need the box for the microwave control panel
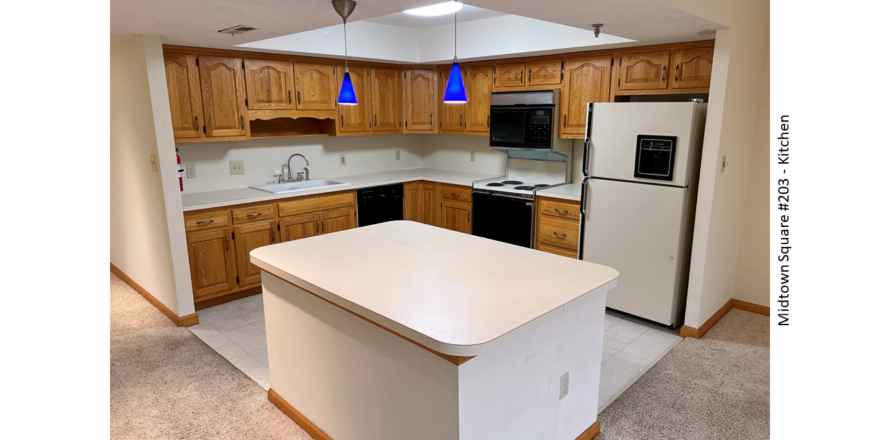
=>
[527,109,553,146]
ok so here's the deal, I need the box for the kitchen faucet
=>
[286,154,310,182]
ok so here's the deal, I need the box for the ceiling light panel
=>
[404,1,463,17]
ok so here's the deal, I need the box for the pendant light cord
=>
[454,1,458,61]
[343,19,349,70]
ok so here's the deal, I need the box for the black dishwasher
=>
[356,183,404,227]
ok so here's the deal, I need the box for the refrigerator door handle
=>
[578,177,589,260]
[582,102,594,177]
[580,177,589,215]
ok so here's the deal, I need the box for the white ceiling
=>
[363,4,507,30]
[111,0,724,57]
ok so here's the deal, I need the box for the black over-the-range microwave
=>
[488,90,557,151]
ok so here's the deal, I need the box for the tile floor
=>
[189,294,682,410]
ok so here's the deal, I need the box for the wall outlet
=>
[186,164,196,178]
[470,151,476,162]
[559,372,569,400]
[149,154,158,172]
[340,154,347,166]
[230,160,245,175]
[396,150,400,160]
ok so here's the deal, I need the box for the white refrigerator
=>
[576,102,707,327]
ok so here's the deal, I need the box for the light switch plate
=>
[186,164,196,178]
[340,154,346,166]
[559,372,569,400]
[230,160,245,175]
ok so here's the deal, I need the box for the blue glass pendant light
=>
[444,1,467,103]
[333,0,358,105]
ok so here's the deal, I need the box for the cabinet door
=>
[403,182,422,222]
[294,63,337,111]
[164,53,205,139]
[422,183,438,227]
[404,70,435,132]
[199,56,248,137]
[671,47,713,89]
[438,68,465,132]
[496,62,525,88]
[560,56,612,137]
[465,66,492,133]
[321,208,357,235]
[279,214,320,242]
[234,220,277,287]
[186,228,237,299]
[244,59,294,110]
[371,68,402,132]
[527,59,563,86]
[337,65,372,133]
[618,51,671,91]
[441,200,472,234]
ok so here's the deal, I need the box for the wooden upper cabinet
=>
[186,227,237,299]
[244,59,294,110]
[441,200,472,234]
[321,208,357,234]
[370,67,402,132]
[465,65,492,133]
[496,62,525,87]
[233,220,277,287]
[560,56,612,137]
[671,47,713,89]
[404,69,435,132]
[199,56,248,137]
[438,67,465,132]
[618,51,671,91]
[294,63,337,111]
[164,53,205,139]
[527,59,563,86]
[337,65,372,133]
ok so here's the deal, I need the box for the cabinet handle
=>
[374,115,377,126]
[225,235,230,251]
[563,114,567,128]
[297,91,302,105]
[196,219,214,225]
[271,227,275,242]
[341,114,345,127]
[459,114,462,127]
[288,90,292,104]
[451,192,460,197]
[553,232,568,238]
[430,114,433,125]
[321,219,325,233]
[555,208,568,214]
[467,210,470,223]
[315,220,319,231]
[674,65,679,82]
[528,69,532,83]
[661,65,667,82]
[487,115,489,126]
[519,70,523,82]
[194,115,199,132]
[246,212,262,217]
[240,115,244,130]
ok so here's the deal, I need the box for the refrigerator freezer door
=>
[580,178,686,326]
[579,102,698,187]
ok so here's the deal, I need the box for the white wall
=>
[421,134,508,176]
[178,135,423,194]
[111,35,194,316]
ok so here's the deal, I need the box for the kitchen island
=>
[250,221,619,440]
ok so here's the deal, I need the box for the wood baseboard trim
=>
[576,421,601,440]
[195,286,262,310]
[268,389,333,440]
[110,263,199,327]
[680,298,770,338]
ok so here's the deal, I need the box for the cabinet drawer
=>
[277,191,355,217]
[538,217,580,250]
[184,210,230,231]
[232,204,275,224]
[538,198,580,221]
[538,243,578,259]
[440,185,472,202]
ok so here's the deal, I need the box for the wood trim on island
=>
[110,263,199,327]
[268,389,334,440]
[271,273,475,366]
[680,298,770,339]
[577,421,601,440]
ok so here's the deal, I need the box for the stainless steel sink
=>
[250,179,350,194]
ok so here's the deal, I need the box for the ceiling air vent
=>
[217,25,258,36]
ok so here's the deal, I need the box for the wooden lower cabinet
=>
[403,182,422,222]
[422,183,439,227]
[234,220,277,287]
[186,227,237,300]
[441,199,472,234]
[535,197,581,259]
[279,213,320,242]
[321,208,356,234]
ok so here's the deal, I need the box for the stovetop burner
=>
[486,182,505,187]
[533,184,550,188]
[514,186,535,191]
[502,180,523,185]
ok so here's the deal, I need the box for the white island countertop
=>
[250,221,619,356]
[181,167,501,211]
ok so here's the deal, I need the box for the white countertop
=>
[250,221,619,356]
[181,167,501,211]
[537,183,583,202]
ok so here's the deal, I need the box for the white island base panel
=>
[263,272,607,440]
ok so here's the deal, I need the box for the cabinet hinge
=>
[241,60,245,69]
[618,78,621,87]
[404,72,406,78]
[611,57,614,66]
[196,58,199,67]
[203,125,206,134]
[232,232,235,239]
[405,121,408,128]
[277,224,280,231]
[236,276,240,284]
[245,98,248,107]
[560,72,564,82]
[333,67,336,74]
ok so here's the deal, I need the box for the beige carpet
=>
[597,308,770,439]
[110,273,312,439]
